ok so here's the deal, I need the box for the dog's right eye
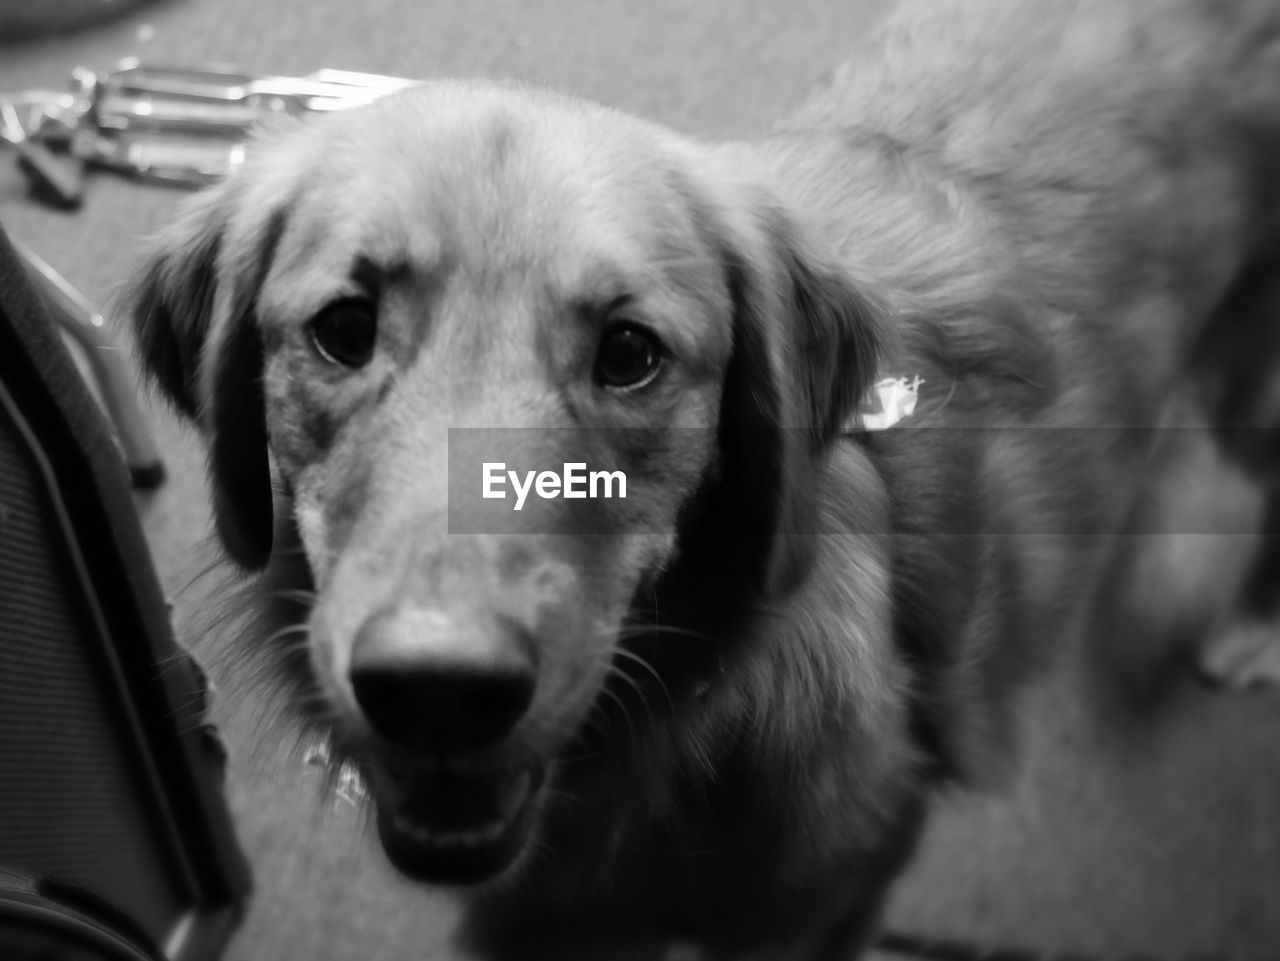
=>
[309,299,378,368]
[594,323,665,392]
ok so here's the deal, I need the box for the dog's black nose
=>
[349,607,536,755]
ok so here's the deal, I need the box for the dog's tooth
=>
[392,813,432,844]
[391,812,507,850]
[498,769,533,820]
[436,828,480,848]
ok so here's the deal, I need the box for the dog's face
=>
[127,82,884,885]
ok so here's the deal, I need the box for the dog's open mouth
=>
[365,759,543,884]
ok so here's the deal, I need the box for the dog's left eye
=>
[310,299,378,368]
[594,323,664,391]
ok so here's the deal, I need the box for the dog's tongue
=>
[373,765,536,884]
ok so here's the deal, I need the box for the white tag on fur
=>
[850,375,923,431]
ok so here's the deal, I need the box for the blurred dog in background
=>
[124,0,1280,957]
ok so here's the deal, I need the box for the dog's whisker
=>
[595,686,639,750]
[610,648,675,714]
[266,544,309,556]
[616,621,720,644]
[259,587,318,605]
[258,622,312,648]
[168,555,233,602]
[604,664,660,733]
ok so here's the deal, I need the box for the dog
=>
[123,0,1280,957]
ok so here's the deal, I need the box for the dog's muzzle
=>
[349,605,543,883]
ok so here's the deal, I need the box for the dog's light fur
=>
[125,1,1280,958]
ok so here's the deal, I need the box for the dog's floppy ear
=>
[125,182,284,569]
[692,161,891,596]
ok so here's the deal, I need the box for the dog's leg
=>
[1088,258,1280,705]
[1198,485,1280,689]
[1196,264,1280,689]
[1086,407,1265,713]
[1198,428,1280,690]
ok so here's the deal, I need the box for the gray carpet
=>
[1,1,1278,959]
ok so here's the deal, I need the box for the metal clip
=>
[1,96,85,209]
[22,60,415,189]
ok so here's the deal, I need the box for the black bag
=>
[0,226,251,961]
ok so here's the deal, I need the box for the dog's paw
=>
[1198,619,1280,690]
